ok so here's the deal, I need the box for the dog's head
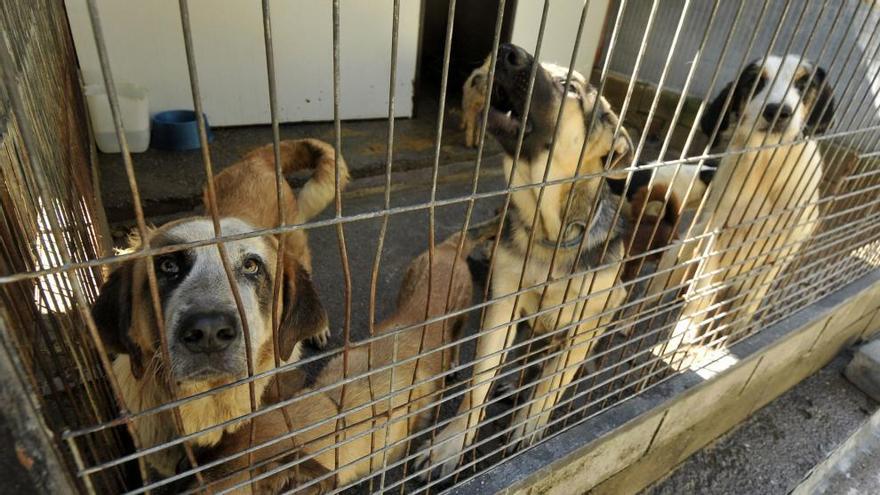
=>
[487,43,633,173]
[701,55,835,146]
[92,217,325,389]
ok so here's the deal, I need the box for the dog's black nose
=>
[498,43,530,71]
[178,312,239,354]
[763,104,793,122]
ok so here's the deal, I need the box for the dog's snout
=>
[763,103,793,122]
[498,43,530,71]
[178,312,239,354]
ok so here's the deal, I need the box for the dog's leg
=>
[416,291,519,480]
[464,110,476,148]
[652,238,721,370]
[509,279,623,449]
[710,235,795,345]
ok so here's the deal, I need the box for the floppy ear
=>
[807,67,835,135]
[700,81,734,148]
[91,263,145,379]
[279,264,328,361]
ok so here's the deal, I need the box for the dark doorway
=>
[418,0,518,101]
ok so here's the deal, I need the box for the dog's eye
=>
[794,74,809,91]
[158,257,179,276]
[556,80,579,97]
[242,256,262,275]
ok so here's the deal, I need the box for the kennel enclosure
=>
[3,1,880,493]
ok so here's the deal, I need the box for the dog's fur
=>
[91,139,348,476]
[610,162,716,281]
[461,57,491,148]
[419,44,635,477]
[649,55,833,349]
[187,233,474,493]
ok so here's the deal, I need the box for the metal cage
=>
[2,0,880,493]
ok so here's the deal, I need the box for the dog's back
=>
[310,232,474,484]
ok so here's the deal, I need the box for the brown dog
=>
[91,139,347,476]
[186,233,475,493]
[623,184,683,282]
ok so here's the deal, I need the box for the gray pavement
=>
[645,353,879,495]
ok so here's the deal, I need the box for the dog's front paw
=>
[415,419,470,482]
[306,324,331,349]
[506,409,549,454]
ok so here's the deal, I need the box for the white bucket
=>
[84,83,150,153]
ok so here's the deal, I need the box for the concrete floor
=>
[98,90,501,223]
[645,352,879,495]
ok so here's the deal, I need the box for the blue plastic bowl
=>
[150,110,214,151]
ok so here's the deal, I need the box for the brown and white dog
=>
[185,233,474,493]
[461,57,491,148]
[418,43,636,477]
[91,139,348,476]
[648,55,834,351]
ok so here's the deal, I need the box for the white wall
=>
[510,0,610,74]
[65,0,420,126]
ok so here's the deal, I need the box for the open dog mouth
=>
[488,83,532,136]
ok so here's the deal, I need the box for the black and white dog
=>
[648,54,835,350]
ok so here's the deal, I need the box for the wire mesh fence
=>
[2,0,880,493]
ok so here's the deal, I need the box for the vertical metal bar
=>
[615,0,720,283]
[561,0,654,413]
[442,0,508,485]
[177,0,259,484]
[329,0,355,482]
[407,0,457,488]
[478,0,552,336]
[260,0,301,487]
[424,0,460,344]
[372,1,401,492]
[0,310,77,494]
